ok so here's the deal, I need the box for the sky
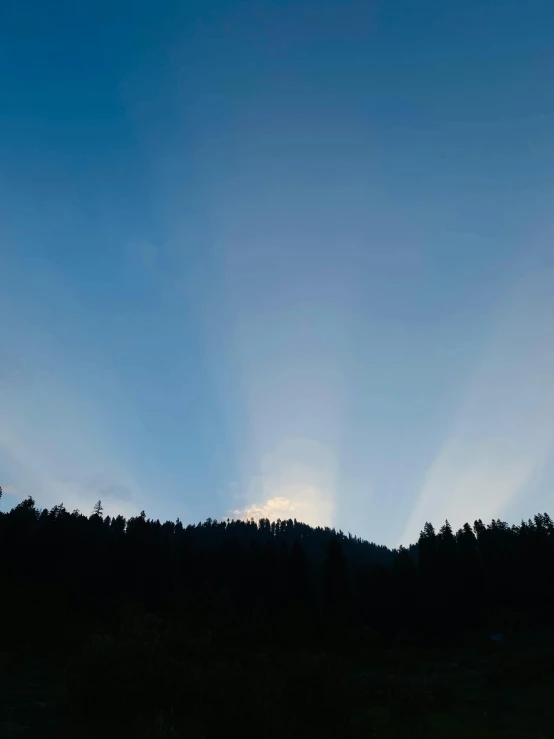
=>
[1,0,554,547]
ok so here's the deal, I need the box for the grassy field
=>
[2,638,554,738]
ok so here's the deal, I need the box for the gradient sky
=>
[1,0,554,546]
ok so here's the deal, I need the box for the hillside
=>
[2,493,554,737]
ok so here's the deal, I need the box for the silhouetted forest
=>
[3,485,554,737]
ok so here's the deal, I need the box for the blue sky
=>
[1,0,554,546]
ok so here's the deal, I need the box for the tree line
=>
[1,491,553,648]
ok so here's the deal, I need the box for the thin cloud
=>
[85,473,134,502]
[0,347,142,520]
[124,241,159,272]
[400,264,554,545]
[0,421,141,519]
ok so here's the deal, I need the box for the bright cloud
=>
[231,488,334,528]
[230,437,337,528]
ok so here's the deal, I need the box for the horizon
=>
[2,0,554,547]
[3,489,552,553]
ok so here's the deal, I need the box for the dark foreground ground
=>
[2,632,554,739]
[4,498,554,736]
